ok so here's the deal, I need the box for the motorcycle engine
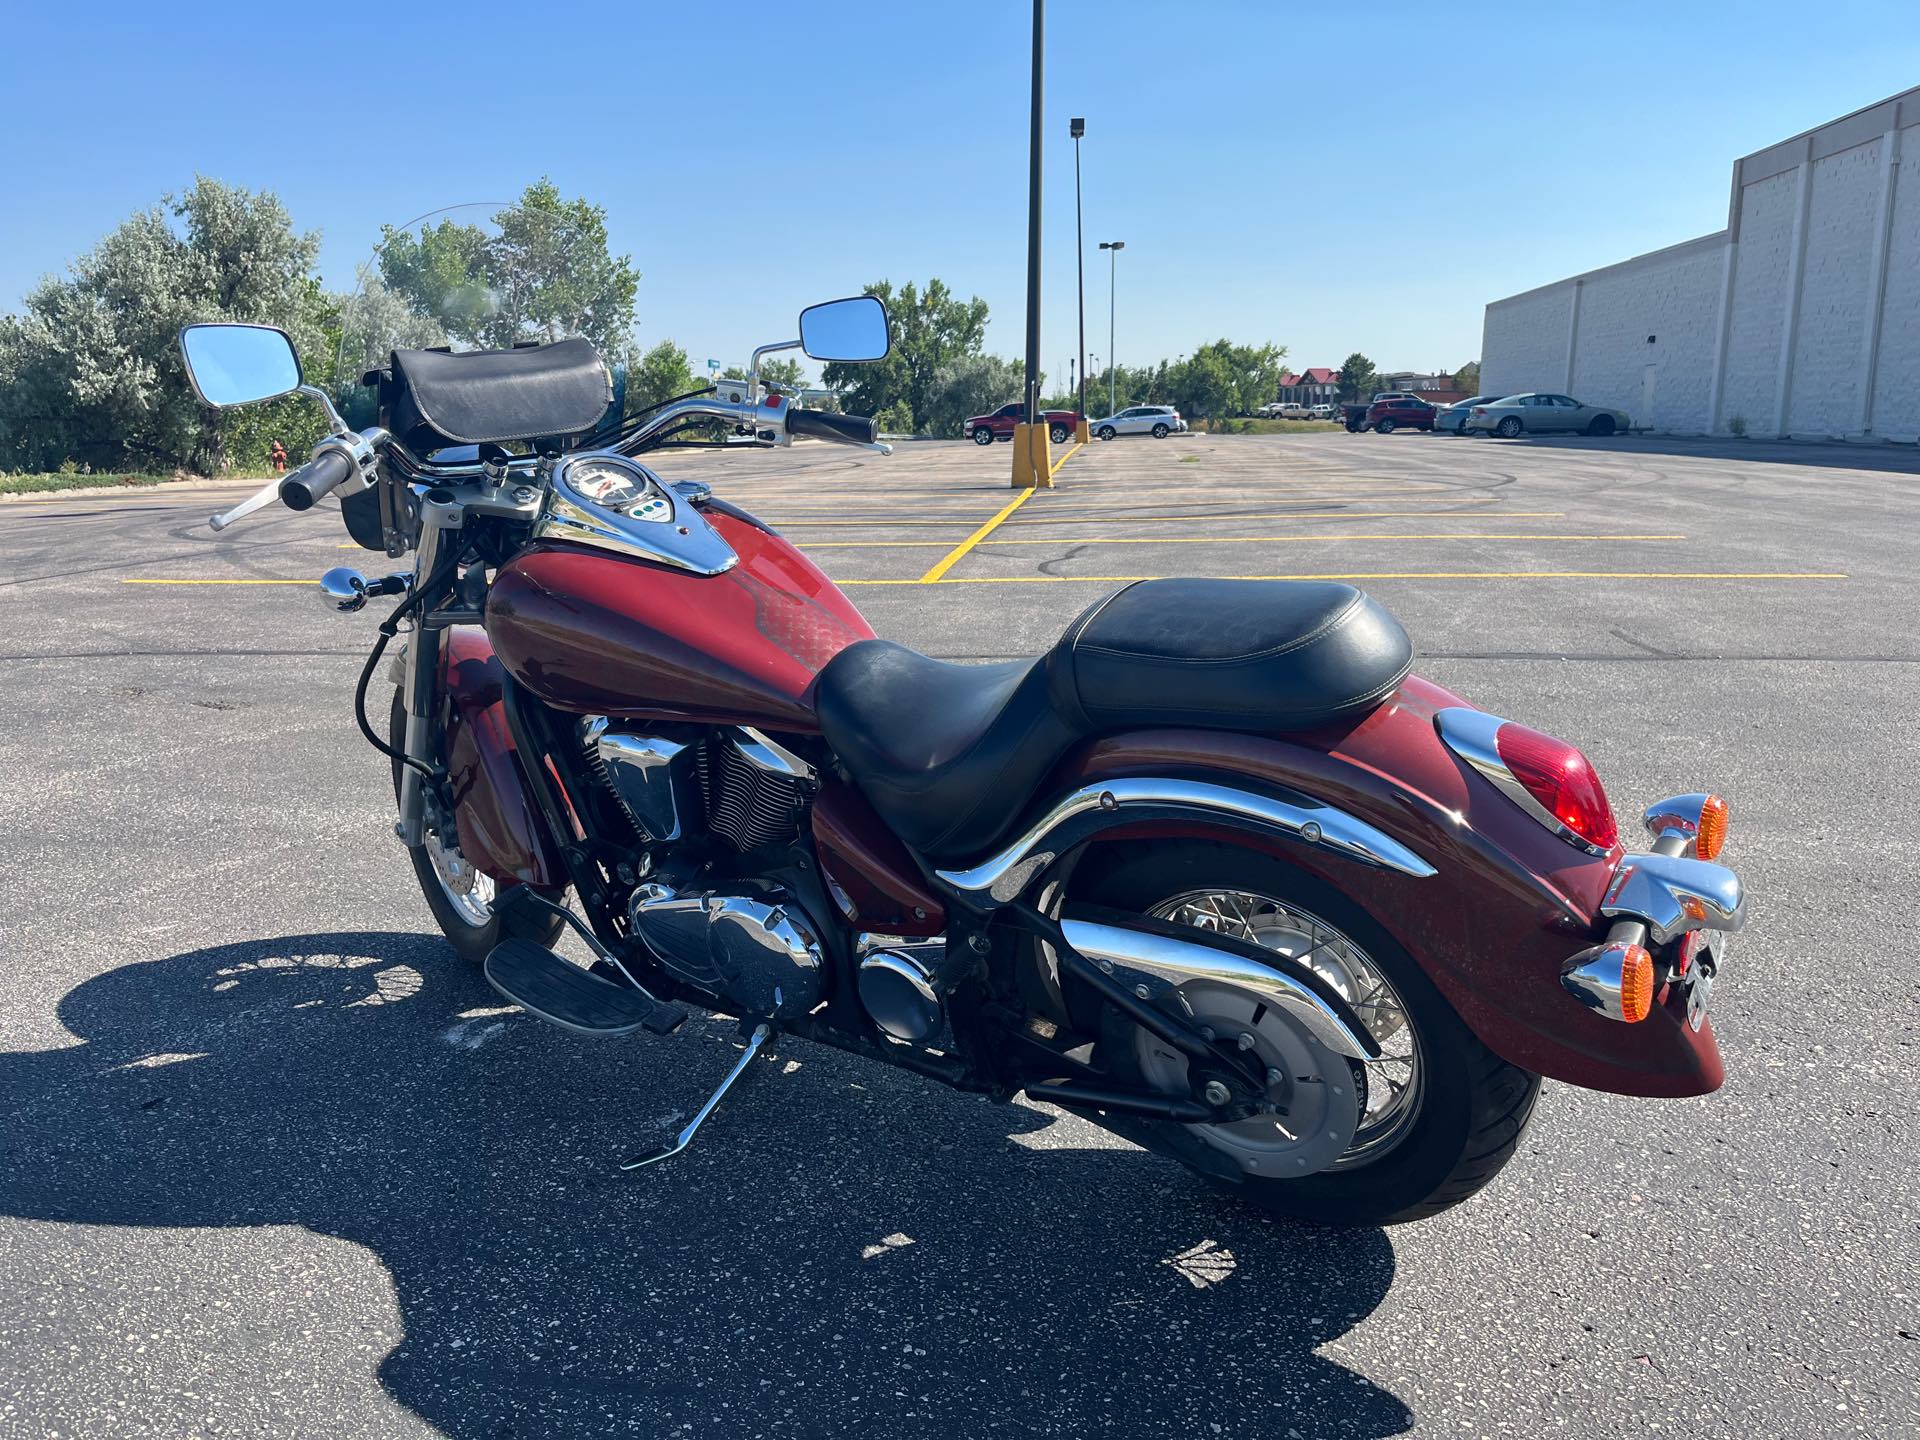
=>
[627,881,824,1021]
[583,720,824,1021]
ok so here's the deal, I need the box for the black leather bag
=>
[381,337,612,452]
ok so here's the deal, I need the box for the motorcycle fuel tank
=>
[486,507,874,729]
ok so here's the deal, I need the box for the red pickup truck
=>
[964,403,1084,446]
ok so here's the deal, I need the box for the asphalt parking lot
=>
[2,429,1916,1438]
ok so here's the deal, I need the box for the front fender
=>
[1043,677,1723,1098]
[440,629,566,890]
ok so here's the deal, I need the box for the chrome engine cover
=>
[630,882,824,1021]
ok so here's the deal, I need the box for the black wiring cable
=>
[352,549,457,779]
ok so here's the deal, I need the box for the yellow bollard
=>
[1010,422,1054,488]
[1075,416,1091,444]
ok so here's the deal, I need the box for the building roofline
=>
[1485,230,1728,310]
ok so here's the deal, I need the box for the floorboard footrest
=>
[485,939,685,1037]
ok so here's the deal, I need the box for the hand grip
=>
[279,447,356,512]
[786,408,879,446]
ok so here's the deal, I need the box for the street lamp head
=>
[1101,240,1125,251]
[1070,117,1085,138]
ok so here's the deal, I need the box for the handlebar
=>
[786,407,879,447]
[279,447,356,511]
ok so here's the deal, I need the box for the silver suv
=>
[1092,405,1188,439]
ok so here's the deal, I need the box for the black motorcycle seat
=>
[387,337,612,448]
[813,578,1412,862]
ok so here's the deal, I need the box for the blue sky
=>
[3,2,1917,382]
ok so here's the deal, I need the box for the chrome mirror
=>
[179,323,302,407]
[797,296,890,363]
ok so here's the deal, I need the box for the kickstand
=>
[621,1023,772,1171]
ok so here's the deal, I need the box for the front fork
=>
[394,499,458,845]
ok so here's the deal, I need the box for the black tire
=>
[1374,417,1396,434]
[1050,423,1071,444]
[1495,415,1523,439]
[1062,841,1541,1226]
[388,689,566,963]
[1151,423,1170,438]
[972,427,995,446]
[1097,425,1117,441]
[1586,414,1616,437]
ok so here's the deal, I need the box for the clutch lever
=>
[208,476,285,532]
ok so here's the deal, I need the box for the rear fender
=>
[1026,677,1723,1098]
[439,629,566,889]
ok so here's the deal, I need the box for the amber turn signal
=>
[1695,794,1729,861]
[1618,944,1655,1023]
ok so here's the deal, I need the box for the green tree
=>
[924,354,1024,438]
[625,340,699,416]
[0,176,325,474]
[821,278,988,434]
[1337,352,1377,402]
[1453,360,1481,395]
[377,180,640,358]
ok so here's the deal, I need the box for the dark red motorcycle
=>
[179,293,1744,1225]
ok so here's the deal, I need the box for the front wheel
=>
[389,690,565,963]
[1097,425,1117,441]
[972,427,995,446]
[1151,423,1170,438]
[1062,842,1541,1225]
[1586,414,1617,436]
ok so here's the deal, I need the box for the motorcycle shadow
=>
[2,931,1412,1439]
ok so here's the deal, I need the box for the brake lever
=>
[208,476,285,532]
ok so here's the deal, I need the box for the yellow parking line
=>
[768,503,1548,528]
[122,578,310,585]
[800,532,1686,550]
[840,571,1848,587]
[917,487,1038,582]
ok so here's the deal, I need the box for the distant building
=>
[1378,372,1467,404]
[1481,84,1920,440]
[1274,366,1341,406]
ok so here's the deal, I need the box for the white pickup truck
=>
[1257,401,1313,419]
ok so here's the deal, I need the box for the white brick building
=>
[1480,85,1920,442]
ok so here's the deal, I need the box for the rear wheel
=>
[1050,423,1071,444]
[1063,842,1540,1225]
[1586,414,1616,436]
[973,427,995,446]
[1495,415,1524,438]
[1152,423,1170,438]
[389,689,565,963]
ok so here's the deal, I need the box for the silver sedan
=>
[1465,392,1630,438]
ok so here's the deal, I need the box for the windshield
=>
[326,196,638,440]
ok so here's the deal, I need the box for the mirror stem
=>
[747,339,801,404]
[299,384,353,437]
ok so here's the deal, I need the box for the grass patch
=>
[1,471,179,497]
[1197,418,1344,436]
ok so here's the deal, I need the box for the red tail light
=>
[1493,722,1619,850]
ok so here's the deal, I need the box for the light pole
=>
[1071,117,1086,425]
[1021,0,1044,429]
[1099,240,1125,416]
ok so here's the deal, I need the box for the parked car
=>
[1091,404,1187,439]
[1465,392,1631,438]
[1434,395,1505,435]
[1308,403,1337,419]
[1339,393,1421,432]
[1258,401,1312,419]
[964,402,1084,445]
[1364,395,1439,434]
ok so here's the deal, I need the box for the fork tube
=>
[394,512,448,845]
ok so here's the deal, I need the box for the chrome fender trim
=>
[933,776,1437,902]
[1599,852,1746,945]
[1059,916,1376,1061]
